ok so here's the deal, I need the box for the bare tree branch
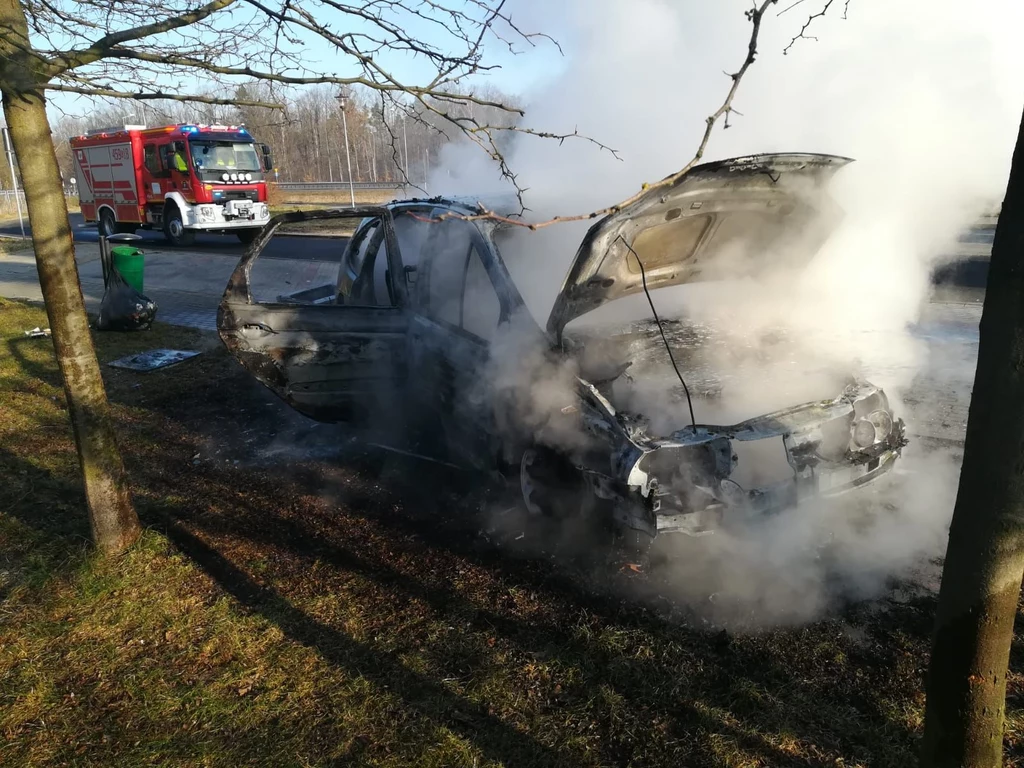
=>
[52,0,241,73]
[783,0,837,55]
[431,0,782,229]
[8,0,622,196]
[48,83,283,108]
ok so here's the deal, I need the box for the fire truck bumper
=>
[190,202,270,229]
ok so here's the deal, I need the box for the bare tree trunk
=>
[277,124,287,180]
[312,109,322,181]
[0,0,140,555]
[920,107,1024,767]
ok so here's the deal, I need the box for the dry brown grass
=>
[2,297,1023,767]
[266,184,401,209]
[0,237,33,255]
[0,196,80,221]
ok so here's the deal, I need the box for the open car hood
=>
[546,153,853,338]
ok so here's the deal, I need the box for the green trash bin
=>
[111,246,145,294]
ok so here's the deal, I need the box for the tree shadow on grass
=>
[0,343,932,767]
[132,433,923,767]
[265,460,928,766]
[156,516,565,768]
[155,503,836,767]
[5,331,65,392]
[1,434,870,767]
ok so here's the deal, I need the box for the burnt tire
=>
[163,206,195,247]
[236,229,260,245]
[97,208,117,238]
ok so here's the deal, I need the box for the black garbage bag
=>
[96,262,158,331]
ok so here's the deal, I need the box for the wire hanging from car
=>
[617,235,697,432]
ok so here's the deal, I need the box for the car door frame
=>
[218,207,411,437]
[404,210,530,469]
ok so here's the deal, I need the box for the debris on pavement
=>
[23,327,51,338]
[96,242,157,331]
[96,270,158,331]
[107,349,200,372]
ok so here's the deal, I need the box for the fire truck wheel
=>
[97,209,117,238]
[236,229,260,245]
[163,206,195,247]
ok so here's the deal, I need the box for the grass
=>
[267,187,401,208]
[0,237,33,256]
[268,189,401,236]
[1,297,1024,766]
[0,197,79,223]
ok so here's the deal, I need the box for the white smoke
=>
[433,0,1023,625]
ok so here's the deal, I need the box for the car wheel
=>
[97,208,117,238]
[236,229,260,245]
[519,445,586,519]
[163,206,195,247]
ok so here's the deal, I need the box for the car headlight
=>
[258,205,269,220]
[244,173,252,182]
[198,205,216,222]
[230,173,238,181]
[852,419,877,448]
[867,410,893,439]
[221,172,229,181]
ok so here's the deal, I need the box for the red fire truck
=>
[71,123,273,246]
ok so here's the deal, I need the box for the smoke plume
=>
[435,0,1024,625]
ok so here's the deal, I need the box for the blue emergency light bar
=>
[178,124,249,136]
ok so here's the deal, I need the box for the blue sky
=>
[45,2,569,121]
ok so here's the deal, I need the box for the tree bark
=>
[920,107,1024,767]
[0,0,141,554]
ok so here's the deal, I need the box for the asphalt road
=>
[0,212,349,263]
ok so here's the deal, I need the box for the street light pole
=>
[335,89,356,208]
[402,116,409,181]
[369,126,377,183]
[1,127,25,237]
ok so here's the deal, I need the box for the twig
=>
[432,0,782,230]
[783,0,836,55]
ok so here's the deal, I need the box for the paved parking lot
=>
[0,236,346,331]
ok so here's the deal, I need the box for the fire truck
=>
[71,123,273,246]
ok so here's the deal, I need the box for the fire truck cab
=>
[71,123,273,247]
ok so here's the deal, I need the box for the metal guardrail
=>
[275,181,409,192]
[0,189,26,202]
[276,181,408,192]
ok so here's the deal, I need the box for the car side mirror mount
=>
[403,264,418,284]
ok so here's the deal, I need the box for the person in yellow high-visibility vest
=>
[172,150,188,173]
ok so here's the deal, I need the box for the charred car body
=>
[218,153,907,544]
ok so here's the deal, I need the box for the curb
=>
[274,230,352,240]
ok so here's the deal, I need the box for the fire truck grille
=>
[220,190,259,202]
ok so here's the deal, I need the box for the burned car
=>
[218,153,907,546]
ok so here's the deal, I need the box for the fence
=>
[275,181,408,192]
[5,184,401,200]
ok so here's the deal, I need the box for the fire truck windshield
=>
[189,140,261,173]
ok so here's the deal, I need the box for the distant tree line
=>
[30,83,519,189]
